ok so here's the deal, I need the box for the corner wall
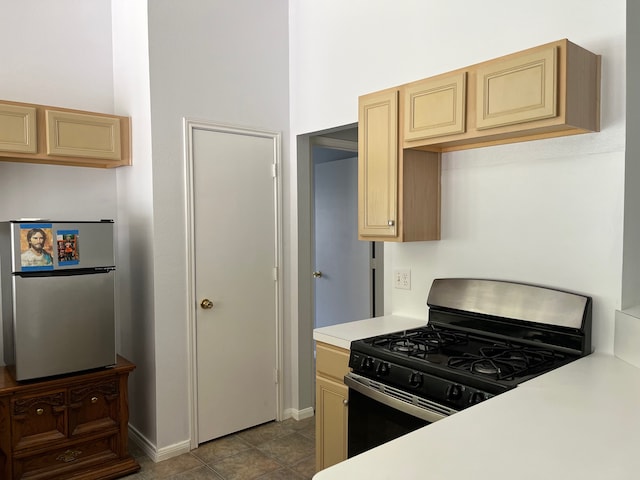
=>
[112,0,158,449]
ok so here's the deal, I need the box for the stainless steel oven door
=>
[345,372,457,458]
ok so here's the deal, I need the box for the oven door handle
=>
[344,373,448,423]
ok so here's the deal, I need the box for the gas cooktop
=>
[351,324,577,392]
[348,278,592,410]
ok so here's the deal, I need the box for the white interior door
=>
[191,124,279,444]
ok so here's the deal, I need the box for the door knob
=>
[312,271,322,278]
[200,299,214,309]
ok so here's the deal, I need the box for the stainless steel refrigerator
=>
[0,220,116,381]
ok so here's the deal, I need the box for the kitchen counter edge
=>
[313,352,640,479]
[312,314,428,350]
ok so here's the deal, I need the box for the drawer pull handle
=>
[91,396,99,404]
[343,399,348,406]
[36,408,44,415]
[57,449,82,463]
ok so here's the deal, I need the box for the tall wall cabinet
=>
[358,89,441,242]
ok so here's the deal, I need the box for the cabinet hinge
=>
[370,258,378,270]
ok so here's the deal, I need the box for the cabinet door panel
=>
[476,46,557,129]
[0,103,37,153]
[11,390,67,450]
[316,376,348,471]
[358,90,398,238]
[404,72,466,141]
[45,110,122,160]
[68,380,119,437]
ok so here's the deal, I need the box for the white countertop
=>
[313,314,427,350]
[313,319,640,480]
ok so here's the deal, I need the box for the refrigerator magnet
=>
[57,230,79,265]
[19,223,54,270]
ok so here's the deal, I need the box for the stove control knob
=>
[361,357,375,371]
[469,391,487,404]
[408,372,423,388]
[376,362,390,376]
[446,384,463,401]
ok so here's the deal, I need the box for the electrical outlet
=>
[394,269,411,290]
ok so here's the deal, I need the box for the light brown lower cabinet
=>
[0,356,140,480]
[315,342,350,472]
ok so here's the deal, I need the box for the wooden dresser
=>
[0,356,139,480]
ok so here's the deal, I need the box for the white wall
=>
[0,0,291,457]
[112,0,157,448]
[290,0,626,356]
[0,0,118,362]
[145,0,290,450]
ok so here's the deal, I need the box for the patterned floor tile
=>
[192,434,253,464]
[235,421,296,447]
[209,448,282,480]
[127,417,315,480]
[257,433,314,467]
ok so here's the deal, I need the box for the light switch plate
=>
[394,269,411,290]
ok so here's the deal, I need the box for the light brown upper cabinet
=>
[476,46,557,130]
[401,39,600,152]
[358,89,441,242]
[0,99,131,168]
[403,72,467,141]
[359,89,399,239]
[0,103,37,154]
[45,110,122,161]
[359,39,599,242]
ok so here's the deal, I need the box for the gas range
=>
[347,278,592,413]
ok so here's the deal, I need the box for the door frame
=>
[183,118,284,449]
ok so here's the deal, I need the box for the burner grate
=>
[447,345,564,381]
[370,327,469,359]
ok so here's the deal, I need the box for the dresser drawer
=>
[11,390,67,450]
[12,434,119,480]
[68,379,119,437]
[316,342,350,381]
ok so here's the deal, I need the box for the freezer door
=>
[10,221,114,272]
[12,269,116,380]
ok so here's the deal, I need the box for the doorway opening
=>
[297,124,384,415]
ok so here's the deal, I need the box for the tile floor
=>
[124,416,316,480]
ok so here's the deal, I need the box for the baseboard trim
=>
[128,424,191,463]
[284,406,315,421]
[128,408,314,463]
